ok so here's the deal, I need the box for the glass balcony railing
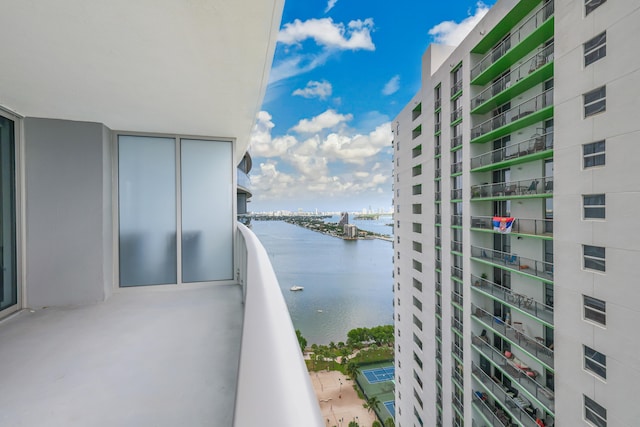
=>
[471,274,553,324]
[452,342,464,361]
[237,168,251,192]
[451,135,463,150]
[435,99,442,110]
[435,144,441,156]
[470,216,553,236]
[451,240,463,253]
[470,245,553,281]
[452,80,463,97]
[471,43,555,110]
[435,236,442,247]
[435,169,441,178]
[471,333,555,414]
[451,189,463,200]
[435,191,442,201]
[472,396,510,427]
[452,265,464,280]
[436,303,442,316]
[470,131,553,169]
[452,392,465,414]
[236,224,324,426]
[452,289,464,306]
[435,214,442,224]
[451,161,463,174]
[451,214,463,226]
[452,317,464,334]
[471,362,539,427]
[435,122,442,133]
[471,303,554,367]
[470,1,555,80]
[471,176,553,199]
[471,89,553,140]
[436,281,442,293]
[451,107,463,122]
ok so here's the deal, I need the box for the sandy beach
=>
[310,370,377,427]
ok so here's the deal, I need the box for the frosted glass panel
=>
[181,139,233,282]
[119,136,176,286]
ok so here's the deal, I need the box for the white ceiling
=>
[0,0,284,162]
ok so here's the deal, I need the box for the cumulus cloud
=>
[278,18,375,51]
[325,0,338,13]
[292,80,333,99]
[428,2,490,46]
[248,111,393,203]
[382,75,400,96]
[291,109,352,134]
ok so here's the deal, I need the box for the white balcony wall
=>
[234,223,323,427]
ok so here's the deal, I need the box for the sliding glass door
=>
[0,114,17,313]
[118,135,233,287]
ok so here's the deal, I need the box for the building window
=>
[583,245,605,272]
[584,295,606,325]
[413,222,422,233]
[584,395,607,427]
[584,345,607,379]
[583,194,605,219]
[412,259,423,273]
[584,86,606,117]
[413,278,423,292]
[583,140,605,168]
[585,0,606,16]
[413,315,423,331]
[584,32,606,66]
[413,296,423,311]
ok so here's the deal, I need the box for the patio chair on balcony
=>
[504,184,517,195]
[545,180,553,193]
[505,254,517,265]
[525,180,539,194]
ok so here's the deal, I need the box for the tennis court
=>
[383,401,395,418]
[362,366,395,384]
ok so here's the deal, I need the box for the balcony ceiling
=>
[0,0,284,162]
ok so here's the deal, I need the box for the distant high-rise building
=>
[339,212,350,226]
[393,1,640,426]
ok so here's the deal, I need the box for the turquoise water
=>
[252,219,394,345]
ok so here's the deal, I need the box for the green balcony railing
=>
[471,176,553,200]
[470,131,553,170]
[470,216,553,237]
[470,245,553,281]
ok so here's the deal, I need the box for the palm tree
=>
[363,396,381,413]
[346,361,360,380]
[383,417,395,427]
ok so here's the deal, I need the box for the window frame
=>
[584,86,606,118]
[583,194,606,219]
[584,31,606,67]
[583,140,606,168]
[585,0,606,16]
[583,244,606,272]
[583,295,606,326]
[584,395,607,427]
[584,345,607,379]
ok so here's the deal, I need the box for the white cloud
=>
[292,80,333,99]
[428,2,490,46]
[278,18,375,51]
[382,75,400,96]
[248,111,393,204]
[325,0,338,13]
[268,50,332,84]
[291,109,352,134]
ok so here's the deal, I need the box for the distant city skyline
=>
[249,0,492,212]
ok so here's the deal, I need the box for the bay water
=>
[252,218,394,345]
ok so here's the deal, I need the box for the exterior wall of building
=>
[396,0,640,426]
[24,118,113,308]
[554,1,640,426]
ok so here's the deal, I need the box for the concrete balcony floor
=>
[0,284,243,426]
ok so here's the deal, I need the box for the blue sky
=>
[249,0,492,212]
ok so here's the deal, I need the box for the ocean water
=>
[252,219,394,345]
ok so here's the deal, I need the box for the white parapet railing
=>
[234,223,324,427]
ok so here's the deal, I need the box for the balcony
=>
[435,214,442,225]
[470,245,553,281]
[435,191,442,202]
[435,168,441,179]
[471,274,553,325]
[435,122,442,133]
[451,189,463,200]
[435,144,442,156]
[471,43,555,114]
[470,216,553,237]
[470,0,555,85]
[451,107,463,122]
[435,236,442,247]
[435,98,442,111]
[451,135,463,150]
[451,81,463,97]
[451,161,463,174]
[0,224,322,427]
[452,392,465,415]
[470,131,553,172]
[452,317,464,334]
[472,396,510,427]
[471,304,554,368]
[471,176,553,201]
[472,333,555,415]
[471,89,553,144]
[472,362,539,427]
[452,289,464,307]
[452,265,464,280]
[451,240,463,253]
[436,303,442,316]
[452,342,464,361]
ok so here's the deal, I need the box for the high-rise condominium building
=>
[0,2,323,426]
[393,0,640,426]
